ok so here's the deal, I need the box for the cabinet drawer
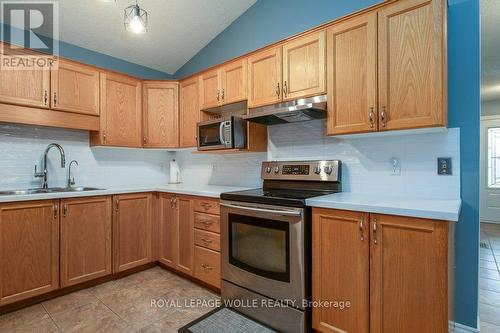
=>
[194,229,220,252]
[194,213,220,233]
[194,199,220,215]
[194,246,221,288]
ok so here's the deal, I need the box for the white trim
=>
[450,321,479,333]
[481,115,500,121]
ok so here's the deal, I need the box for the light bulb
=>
[129,15,144,33]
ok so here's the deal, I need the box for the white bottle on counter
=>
[169,159,182,184]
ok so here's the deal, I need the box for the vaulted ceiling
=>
[53,0,257,74]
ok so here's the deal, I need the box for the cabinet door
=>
[327,13,377,135]
[113,193,152,272]
[0,200,59,305]
[312,208,369,333]
[51,59,100,115]
[283,31,326,101]
[143,82,179,148]
[179,77,200,147]
[99,72,142,147]
[199,69,220,110]
[177,196,194,275]
[370,214,449,333]
[60,196,112,287]
[378,0,445,130]
[221,59,247,105]
[159,193,178,268]
[0,47,50,109]
[247,47,282,108]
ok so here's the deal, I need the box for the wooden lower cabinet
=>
[0,200,59,305]
[194,246,221,289]
[60,196,112,287]
[113,193,153,272]
[312,208,452,333]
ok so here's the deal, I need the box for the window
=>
[488,127,500,187]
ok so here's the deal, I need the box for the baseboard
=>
[451,321,479,333]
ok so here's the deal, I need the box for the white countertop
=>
[306,193,461,222]
[0,184,251,203]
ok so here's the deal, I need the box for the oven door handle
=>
[219,122,226,144]
[220,203,302,217]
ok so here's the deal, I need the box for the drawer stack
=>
[193,198,221,288]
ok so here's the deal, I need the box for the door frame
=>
[480,115,500,223]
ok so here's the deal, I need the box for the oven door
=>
[221,200,305,309]
[197,120,231,150]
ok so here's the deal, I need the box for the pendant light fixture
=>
[124,0,148,34]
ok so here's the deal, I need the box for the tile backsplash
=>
[0,120,461,200]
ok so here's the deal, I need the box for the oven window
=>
[199,123,222,146]
[228,213,290,282]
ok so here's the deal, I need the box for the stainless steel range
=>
[220,160,341,333]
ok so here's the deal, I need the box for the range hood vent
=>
[244,94,327,125]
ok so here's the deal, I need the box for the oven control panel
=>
[261,160,340,182]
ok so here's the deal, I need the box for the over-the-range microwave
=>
[197,116,247,151]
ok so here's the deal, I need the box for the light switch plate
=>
[437,157,452,175]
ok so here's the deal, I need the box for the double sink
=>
[0,187,103,196]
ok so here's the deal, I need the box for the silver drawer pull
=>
[201,238,213,244]
[199,219,213,225]
[201,264,213,271]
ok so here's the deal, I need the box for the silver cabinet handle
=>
[369,107,375,128]
[220,203,302,217]
[359,217,365,241]
[216,90,220,102]
[63,202,68,217]
[115,198,119,212]
[276,82,280,97]
[201,264,213,271]
[53,203,58,219]
[53,92,57,106]
[221,88,225,101]
[201,238,213,244]
[380,106,386,128]
[373,219,378,244]
[283,81,288,97]
[44,90,48,105]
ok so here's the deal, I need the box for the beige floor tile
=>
[98,284,158,314]
[8,317,59,333]
[481,268,500,281]
[481,321,500,333]
[0,304,50,332]
[43,289,99,316]
[481,303,500,326]
[51,301,115,332]
[480,289,500,307]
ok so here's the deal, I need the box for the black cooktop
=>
[220,188,336,208]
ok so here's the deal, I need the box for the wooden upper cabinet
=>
[51,59,100,116]
[221,59,247,105]
[248,46,282,108]
[60,196,112,288]
[327,13,377,135]
[199,69,220,110]
[143,81,179,148]
[370,214,449,333]
[312,208,369,333]
[378,0,446,130]
[179,77,200,148]
[0,47,49,109]
[0,200,59,305]
[282,31,326,101]
[113,193,153,273]
[93,72,142,147]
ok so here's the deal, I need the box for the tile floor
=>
[480,222,500,332]
[0,266,219,332]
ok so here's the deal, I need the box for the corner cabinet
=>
[0,200,59,305]
[90,72,142,147]
[143,81,179,148]
[179,77,200,148]
[312,208,453,333]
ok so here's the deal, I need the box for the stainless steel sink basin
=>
[0,187,104,196]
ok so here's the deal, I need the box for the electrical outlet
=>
[391,158,401,176]
[437,158,452,175]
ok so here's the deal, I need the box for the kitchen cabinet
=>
[50,59,100,116]
[179,77,200,148]
[0,200,59,305]
[248,46,282,108]
[312,208,452,333]
[312,209,369,333]
[113,193,153,272]
[326,13,377,135]
[194,246,221,289]
[90,72,142,147]
[378,0,446,131]
[143,81,179,148]
[199,69,220,110]
[177,196,195,275]
[60,196,112,288]
[282,31,326,101]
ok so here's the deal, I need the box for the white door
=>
[481,116,500,223]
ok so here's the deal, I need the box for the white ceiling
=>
[482,0,500,101]
[53,0,257,74]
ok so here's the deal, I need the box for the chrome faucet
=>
[67,160,79,188]
[34,143,66,189]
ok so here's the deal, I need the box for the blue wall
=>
[1,23,172,79]
[176,0,481,328]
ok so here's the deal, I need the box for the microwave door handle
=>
[219,122,226,144]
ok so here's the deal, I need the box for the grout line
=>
[41,303,63,333]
